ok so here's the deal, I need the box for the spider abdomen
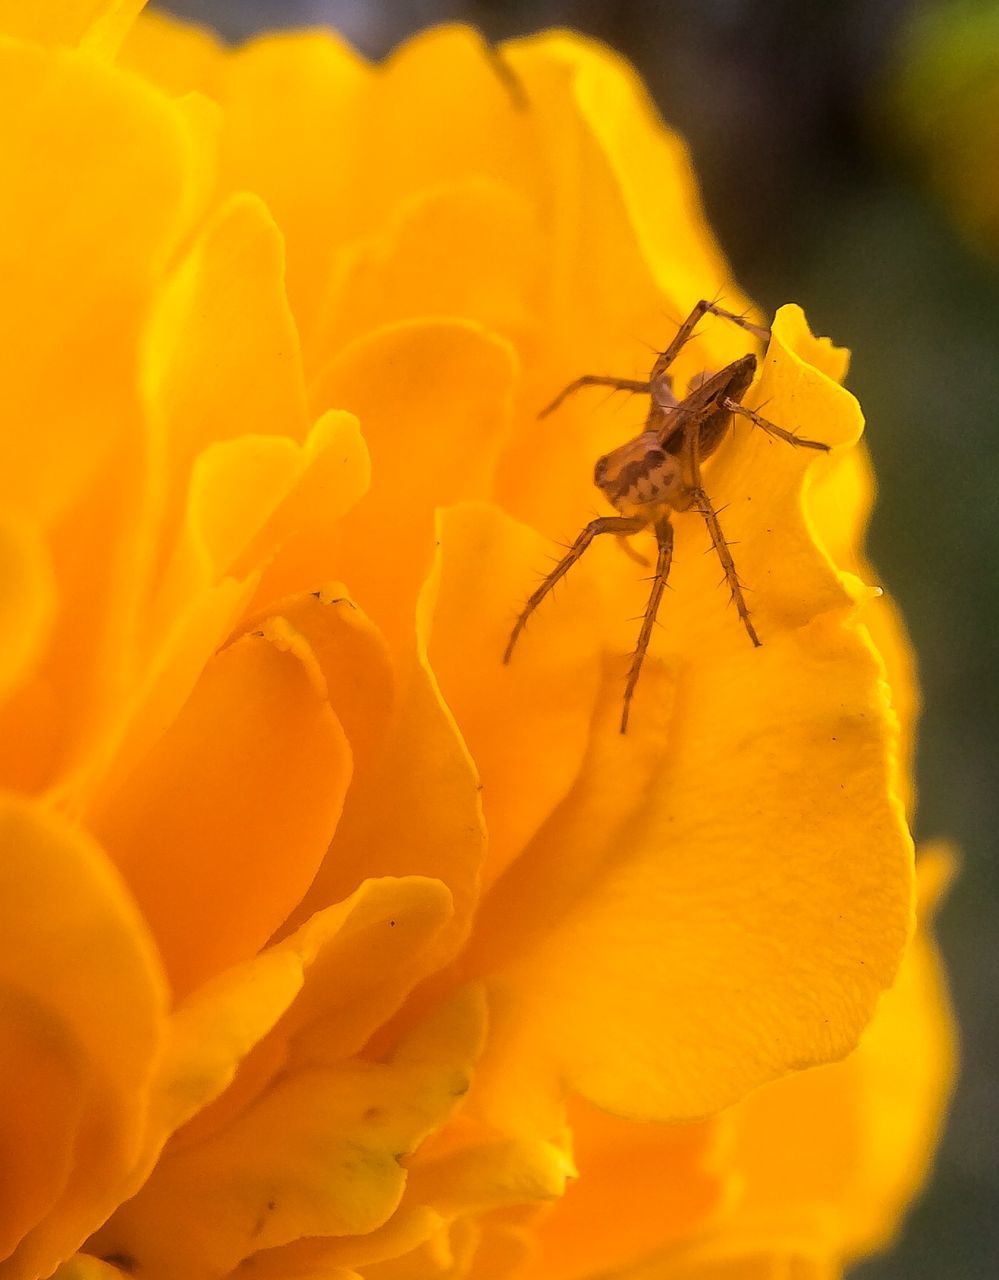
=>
[594,433,684,518]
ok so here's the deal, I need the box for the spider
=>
[503,300,831,733]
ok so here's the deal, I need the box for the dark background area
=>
[154,2,999,1276]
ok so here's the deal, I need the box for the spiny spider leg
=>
[672,385,761,648]
[539,376,652,420]
[723,398,830,451]
[621,517,674,734]
[504,515,647,663]
[690,485,760,647]
[650,300,770,385]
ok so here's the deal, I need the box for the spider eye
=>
[593,455,609,485]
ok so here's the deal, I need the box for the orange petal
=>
[71,408,368,819]
[52,1257,140,1280]
[807,443,920,815]
[142,192,309,615]
[163,876,453,1153]
[508,32,749,335]
[0,0,145,53]
[291,637,485,965]
[404,1130,572,1222]
[143,191,308,463]
[226,1206,443,1279]
[521,1104,723,1280]
[616,1235,840,1280]
[93,628,352,998]
[241,588,396,782]
[241,411,372,614]
[0,991,86,1262]
[90,988,486,1280]
[312,177,543,357]
[721,847,957,1262]
[86,877,453,1262]
[494,31,756,538]
[118,9,224,98]
[469,611,912,1125]
[0,39,197,794]
[0,40,193,526]
[310,319,516,654]
[0,510,55,707]
[423,502,606,886]
[0,797,166,1277]
[213,31,370,340]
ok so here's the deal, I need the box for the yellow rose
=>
[0,5,949,1280]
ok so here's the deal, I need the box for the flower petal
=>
[0,39,193,525]
[93,629,352,998]
[241,411,372,613]
[90,988,486,1280]
[312,177,543,357]
[616,1236,839,1280]
[721,847,956,1262]
[290,637,485,964]
[0,510,55,707]
[88,876,454,1258]
[469,611,912,1124]
[493,31,756,539]
[213,31,370,339]
[227,1206,443,1279]
[424,502,605,886]
[119,9,223,98]
[70,409,368,818]
[521,1105,723,1280]
[0,1,145,53]
[0,40,196,794]
[807,444,920,814]
[0,796,166,1277]
[161,877,453,1157]
[144,191,308,466]
[509,32,746,332]
[310,319,516,655]
[142,192,310,624]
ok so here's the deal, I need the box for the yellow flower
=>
[0,4,948,1280]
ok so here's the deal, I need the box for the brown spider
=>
[504,300,831,733]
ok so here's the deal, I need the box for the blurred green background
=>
[153,2,999,1276]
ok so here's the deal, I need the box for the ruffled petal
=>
[452,302,912,1126]
[0,797,166,1277]
[90,988,486,1280]
[0,510,55,707]
[118,8,223,98]
[310,320,516,654]
[721,847,957,1261]
[0,1,145,53]
[93,629,352,997]
[521,1105,723,1280]
[424,502,605,886]
[0,41,197,793]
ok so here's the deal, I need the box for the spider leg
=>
[504,515,647,662]
[722,398,829,451]
[689,485,760,647]
[671,397,760,648]
[621,516,674,733]
[482,39,528,111]
[651,299,770,386]
[539,375,651,420]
